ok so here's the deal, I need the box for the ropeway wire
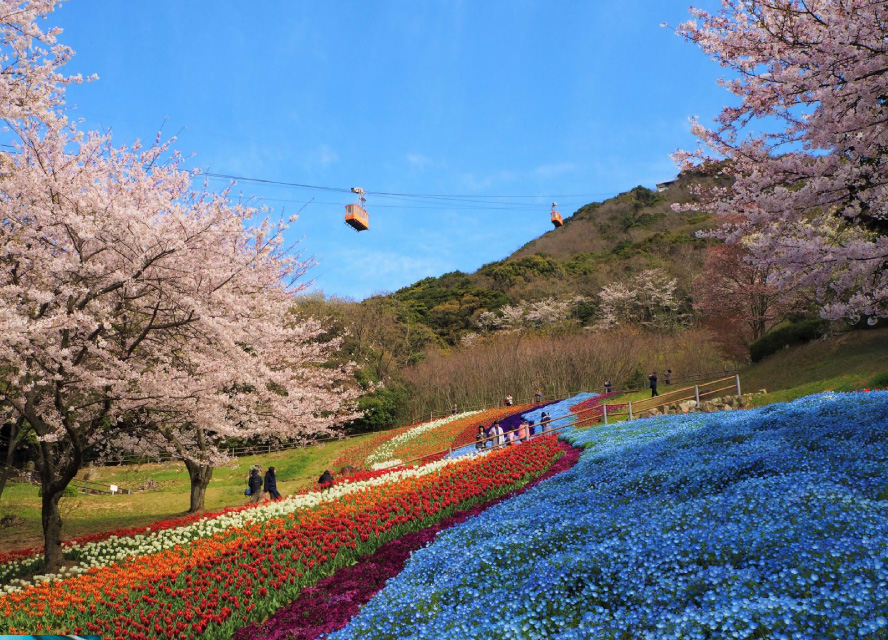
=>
[200,171,621,206]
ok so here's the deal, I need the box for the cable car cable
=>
[200,171,620,202]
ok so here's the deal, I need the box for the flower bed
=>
[233,441,581,640]
[569,391,620,427]
[519,392,597,433]
[0,457,465,590]
[330,422,426,472]
[0,436,565,639]
[328,392,888,640]
[364,412,479,469]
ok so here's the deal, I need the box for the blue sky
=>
[51,0,727,300]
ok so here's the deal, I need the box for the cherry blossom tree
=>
[0,1,357,570]
[476,297,584,332]
[675,0,888,322]
[596,269,684,330]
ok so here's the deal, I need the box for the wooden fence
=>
[623,375,742,421]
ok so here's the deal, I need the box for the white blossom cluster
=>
[476,297,585,332]
[596,269,684,330]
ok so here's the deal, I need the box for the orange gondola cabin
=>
[345,187,369,231]
[550,202,563,228]
[345,203,369,231]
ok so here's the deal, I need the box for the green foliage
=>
[611,239,633,257]
[868,371,888,389]
[563,252,607,276]
[750,319,830,363]
[37,484,80,499]
[616,186,663,230]
[625,365,646,389]
[393,271,508,339]
[575,299,597,326]
[346,385,410,433]
[478,255,563,287]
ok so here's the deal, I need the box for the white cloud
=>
[534,162,577,179]
[317,144,339,167]
[458,170,518,192]
[406,153,433,170]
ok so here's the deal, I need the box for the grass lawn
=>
[0,433,376,552]
[741,327,888,405]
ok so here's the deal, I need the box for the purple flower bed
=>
[233,440,582,640]
[498,399,558,435]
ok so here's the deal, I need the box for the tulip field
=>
[2,390,887,639]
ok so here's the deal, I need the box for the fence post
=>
[735,374,742,397]
[628,402,633,421]
[694,385,700,407]
[602,403,608,426]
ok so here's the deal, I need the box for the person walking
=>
[247,465,264,504]
[451,403,458,415]
[504,394,513,407]
[604,379,613,394]
[665,369,672,385]
[648,371,659,397]
[264,466,282,501]
[534,389,543,403]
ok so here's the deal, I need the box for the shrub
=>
[868,371,888,389]
[347,385,411,434]
[750,318,829,362]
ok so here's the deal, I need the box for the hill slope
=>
[389,169,724,342]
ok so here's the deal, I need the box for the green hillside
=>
[389,169,723,343]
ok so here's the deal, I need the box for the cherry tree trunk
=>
[184,458,214,513]
[41,485,65,573]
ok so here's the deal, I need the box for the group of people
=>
[246,466,338,504]
[245,465,282,503]
[475,412,555,451]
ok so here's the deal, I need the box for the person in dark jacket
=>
[247,465,264,503]
[264,466,282,501]
[649,371,659,397]
[318,469,334,488]
[476,425,487,450]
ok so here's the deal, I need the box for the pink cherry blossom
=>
[675,0,888,322]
